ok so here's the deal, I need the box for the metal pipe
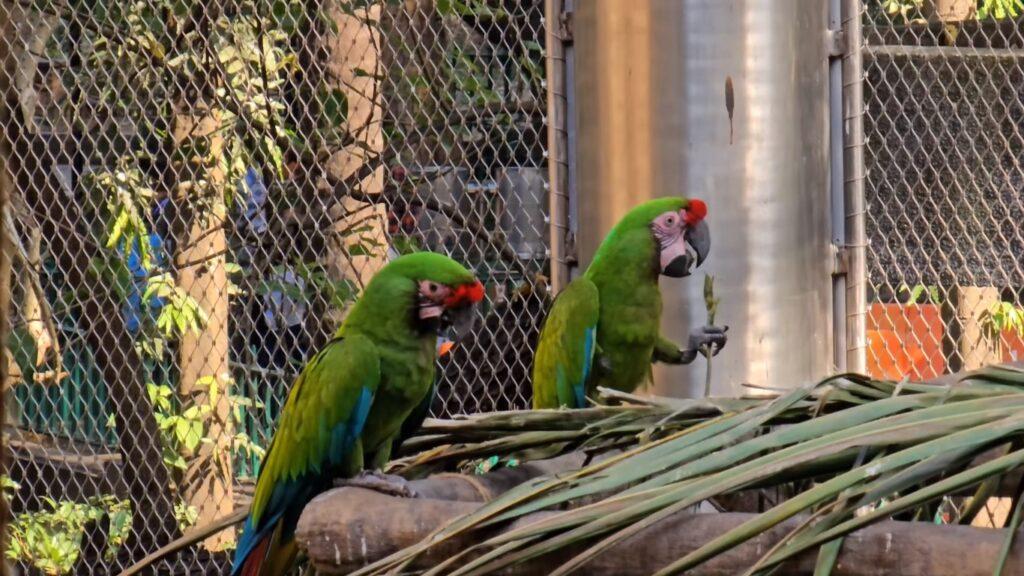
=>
[564,0,580,282]
[865,44,1024,59]
[544,0,570,292]
[829,0,846,372]
[843,0,867,374]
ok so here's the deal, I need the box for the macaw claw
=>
[688,325,729,358]
[337,470,419,499]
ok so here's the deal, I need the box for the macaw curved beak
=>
[441,305,478,341]
[439,280,484,340]
[688,219,711,268]
[661,220,711,278]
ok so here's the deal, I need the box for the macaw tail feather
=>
[237,536,272,576]
[232,519,297,576]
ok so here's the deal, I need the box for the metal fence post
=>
[545,0,570,293]
[843,0,868,375]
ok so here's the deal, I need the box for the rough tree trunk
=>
[0,74,12,576]
[322,1,388,325]
[171,101,234,551]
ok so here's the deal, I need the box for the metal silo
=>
[571,0,835,397]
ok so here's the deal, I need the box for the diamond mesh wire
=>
[862,1,1024,381]
[0,0,549,572]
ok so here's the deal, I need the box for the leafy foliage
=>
[979,0,1024,19]
[143,274,209,338]
[1,474,207,574]
[870,0,1023,22]
[980,301,1024,358]
[147,381,266,471]
[898,283,942,305]
[3,474,130,576]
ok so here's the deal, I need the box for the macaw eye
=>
[427,282,438,294]
[665,215,676,226]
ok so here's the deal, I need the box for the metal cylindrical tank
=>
[573,0,833,397]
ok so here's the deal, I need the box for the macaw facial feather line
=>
[652,209,693,278]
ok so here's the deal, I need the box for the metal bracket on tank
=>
[831,243,850,276]
[560,1,574,44]
[564,231,578,267]
[827,27,848,59]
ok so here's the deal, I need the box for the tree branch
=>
[2,203,64,383]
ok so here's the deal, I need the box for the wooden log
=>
[296,486,1024,576]
[395,452,588,503]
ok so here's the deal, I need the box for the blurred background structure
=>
[863,0,1024,382]
[0,0,1023,573]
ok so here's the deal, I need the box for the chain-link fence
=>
[0,0,549,572]
[862,1,1024,381]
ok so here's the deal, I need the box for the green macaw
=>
[232,252,483,576]
[532,197,726,409]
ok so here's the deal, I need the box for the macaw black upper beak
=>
[687,219,711,268]
[440,303,478,341]
[661,220,711,278]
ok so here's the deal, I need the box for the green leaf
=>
[175,310,188,335]
[168,454,188,470]
[322,88,348,126]
[319,9,340,34]
[181,405,202,420]
[175,416,203,452]
[210,380,220,407]
[812,537,844,576]
[353,67,384,80]
[106,211,130,249]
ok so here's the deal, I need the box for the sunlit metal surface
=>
[573,0,833,396]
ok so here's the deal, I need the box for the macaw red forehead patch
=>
[444,280,485,308]
[685,199,707,226]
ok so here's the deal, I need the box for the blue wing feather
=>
[574,327,597,408]
[533,278,601,409]
[232,385,374,574]
[232,331,378,576]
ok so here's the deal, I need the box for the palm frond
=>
[363,365,1024,575]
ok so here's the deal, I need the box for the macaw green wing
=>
[532,277,600,409]
[389,380,436,459]
[234,334,380,571]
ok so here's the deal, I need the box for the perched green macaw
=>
[532,197,726,409]
[233,253,483,576]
